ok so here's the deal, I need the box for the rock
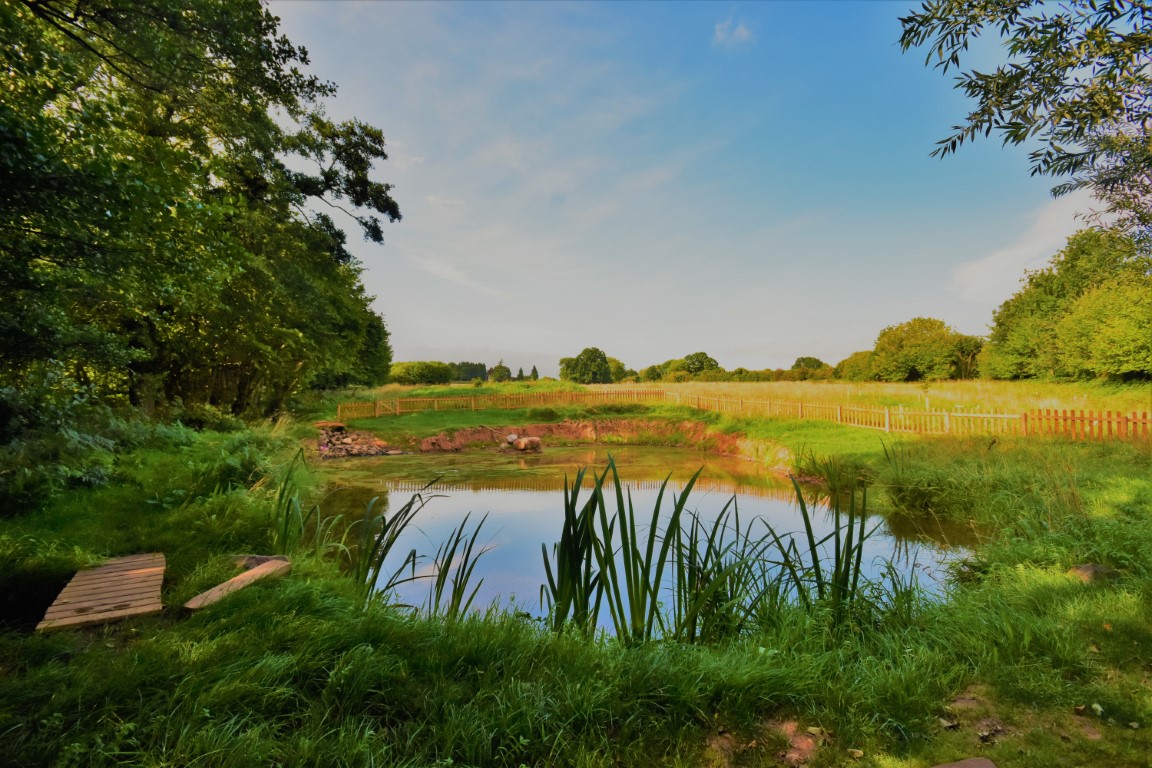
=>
[513,436,542,452]
[929,760,997,768]
[506,434,519,444]
[1068,563,1119,583]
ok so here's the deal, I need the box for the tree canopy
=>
[980,229,1152,379]
[559,348,612,384]
[1,0,400,416]
[870,318,982,382]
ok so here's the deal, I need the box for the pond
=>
[313,446,971,619]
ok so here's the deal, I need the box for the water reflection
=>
[314,447,962,614]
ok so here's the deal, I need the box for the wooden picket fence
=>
[336,389,666,420]
[336,390,1150,443]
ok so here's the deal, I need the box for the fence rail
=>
[335,391,1150,442]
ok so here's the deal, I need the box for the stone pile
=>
[315,422,401,459]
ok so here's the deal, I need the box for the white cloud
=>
[950,190,1099,304]
[713,17,755,49]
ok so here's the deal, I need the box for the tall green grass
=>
[540,456,900,643]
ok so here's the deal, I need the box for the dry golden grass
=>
[615,380,1152,414]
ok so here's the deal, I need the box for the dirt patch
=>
[415,419,778,463]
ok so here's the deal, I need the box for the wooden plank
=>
[38,602,163,631]
[43,593,162,619]
[38,553,164,632]
[184,559,292,611]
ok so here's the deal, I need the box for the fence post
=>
[1021,411,1028,437]
[395,399,400,416]
[884,407,891,433]
[798,402,804,419]
[944,411,950,434]
[836,405,842,423]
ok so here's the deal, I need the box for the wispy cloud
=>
[713,16,755,49]
[409,255,497,294]
[950,191,1096,304]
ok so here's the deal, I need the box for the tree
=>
[488,360,512,383]
[834,351,875,381]
[450,362,487,381]
[870,318,980,382]
[681,352,721,376]
[900,1,1152,194]
[606,357,630,383]
[516,367,525,381]
[0,0,401,415]
[529,365,539,381]
[559,348,612,384]
[792,357,828,371]
[390,361,452,386]
[1055,273,1152,379]
[980,230,1149,378]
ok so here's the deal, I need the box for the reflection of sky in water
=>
[333,477,962,618]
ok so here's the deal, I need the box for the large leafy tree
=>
[980,229,1150,379]
[1,0,400,415]
[870,317,982,382]
[559,348,612,384]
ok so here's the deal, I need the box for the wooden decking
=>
[37,553,165,632]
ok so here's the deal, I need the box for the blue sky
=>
[273,1,1095,377]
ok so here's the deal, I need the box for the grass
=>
[651,379,1152,414]
[1,401,1150,766]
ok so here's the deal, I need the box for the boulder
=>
[513,436,542,452]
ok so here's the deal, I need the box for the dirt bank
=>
[417,419,793,470]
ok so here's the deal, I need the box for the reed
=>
[758,466,877,628]
[594,460,697,645]
[349,489,431,606]
[540,466,606,635]
[425,512,491,621]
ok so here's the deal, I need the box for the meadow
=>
[1,381,1150,766]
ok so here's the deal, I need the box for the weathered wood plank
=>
[37,553,165,632]
[38,602,163,631]
[184,559,292,611]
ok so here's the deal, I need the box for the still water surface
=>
[316,447,969,615]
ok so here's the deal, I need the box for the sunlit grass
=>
[643,379,1152,414]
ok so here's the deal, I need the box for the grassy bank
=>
[1,402,1150,766]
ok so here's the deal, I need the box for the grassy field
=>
[642,379,1152,414]
[1,393,1150,766]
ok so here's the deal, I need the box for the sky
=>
[272,1,1098,378]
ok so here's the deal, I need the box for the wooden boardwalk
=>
[37,553,165,632]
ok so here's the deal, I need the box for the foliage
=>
[792,356,828,371]
[870,317,982,382]
[529,365,539,381]
[1055,273,1152,379]
[0,0,397,424]
[899,1,1152,188]
[980,230,1151,379]
[606,357,632,383]
[834,351,875,381]
[559,348,612,384]
[390,361,453,386]
[450,361,488,382]
[681,351,721,375]
[488,360,512,383]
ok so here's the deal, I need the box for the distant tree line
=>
[564,232,1152,387]
[388,360,540,385]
